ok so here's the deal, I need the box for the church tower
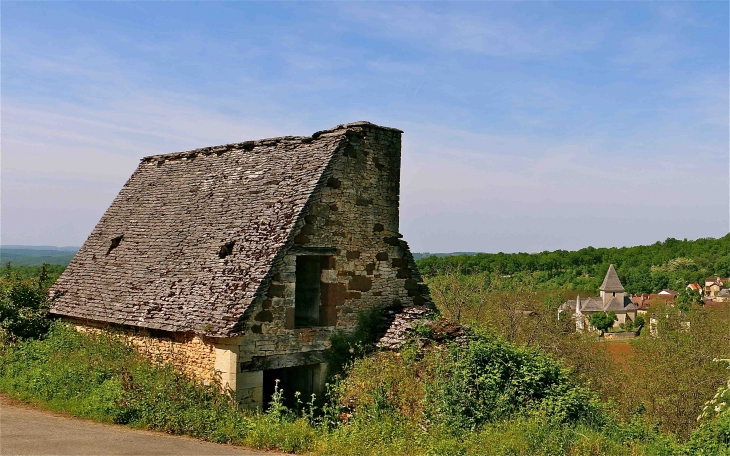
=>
[599,264,625,305]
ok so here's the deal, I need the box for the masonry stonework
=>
[69,318,220,383]
[50,122,430,409]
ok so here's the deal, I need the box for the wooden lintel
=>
[290,247,338,256]
[240,350,329,372]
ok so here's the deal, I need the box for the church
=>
[558,265,638,331]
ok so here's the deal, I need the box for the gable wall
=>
[235,125,429,406]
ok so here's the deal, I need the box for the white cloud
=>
[331,3,606,59]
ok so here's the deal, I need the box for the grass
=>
[1,322,710,455]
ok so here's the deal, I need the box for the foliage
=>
[0,263,56,343]
[337,330,603,431]
[689,362,730,455]
[635,315,645,328]
[590,311,617,332]
[1,318,723,454]
[2,262,67,280]
[330,331,685,455]
[625,307,730,438]
[3,247,729,453]
[427,332,603,430]
[0,323,321,453]
[427,270,571,345]
[716,255,730,278]
[327,306,388,380]
[677,287,703,311]
[428,270,730,441]
[417,234,730,294]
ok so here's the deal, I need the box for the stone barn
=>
[49,121,431,409]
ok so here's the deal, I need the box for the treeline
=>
[2,263,66,282]
[417,234,730,294]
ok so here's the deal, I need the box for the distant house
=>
[630,291,678,314]
[630,293,656,313]
[687,283,702,294]
[705,277,728,298]
[716,288,730,303]
[559,265,637,331]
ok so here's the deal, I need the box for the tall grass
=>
[1,322,724,454]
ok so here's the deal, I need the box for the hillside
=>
[0,246,79,266]
[416,234,730,294]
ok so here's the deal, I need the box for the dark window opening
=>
[612,292,616,297]
[107,235,124,255]
[263,364,318,410]
[295,255,331,328]
[219,241,236,259]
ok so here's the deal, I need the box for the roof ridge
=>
[141,121,402,163]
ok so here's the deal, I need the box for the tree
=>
[625,307,730,437]
[635,315,645,328]
[676,288,702,311]
[716,255,730,277]
[0,264,52,342]
[590,311,617,332]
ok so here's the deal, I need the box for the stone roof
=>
[49,121,397,337]
[560,296,635,314]
[599,264,625,292]
[605,296,627,312]
[560,297,605,313]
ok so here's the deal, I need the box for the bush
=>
[336,330,604,433]
[427,332,602,430]
[0,264,54,342]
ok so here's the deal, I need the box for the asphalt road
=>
[0,395,274,456]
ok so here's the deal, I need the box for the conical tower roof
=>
[599,264,624,292]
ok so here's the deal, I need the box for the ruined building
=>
[49,121,431,408]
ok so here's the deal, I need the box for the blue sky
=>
[2,2,728,252]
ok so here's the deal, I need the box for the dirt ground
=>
[598,340,634,366]
[0,395,275,456]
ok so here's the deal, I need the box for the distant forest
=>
[0,247,78,267]
[416,234,730,294]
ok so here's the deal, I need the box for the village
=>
[558,265,728,337]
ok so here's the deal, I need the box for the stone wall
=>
[235,124,430,407]
[69,318,223,384]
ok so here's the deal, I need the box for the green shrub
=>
[688,413,730,455]
[328,306,389,380]
[427,332,602,431]
[0,323,319,452]
[0,264,54,342]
